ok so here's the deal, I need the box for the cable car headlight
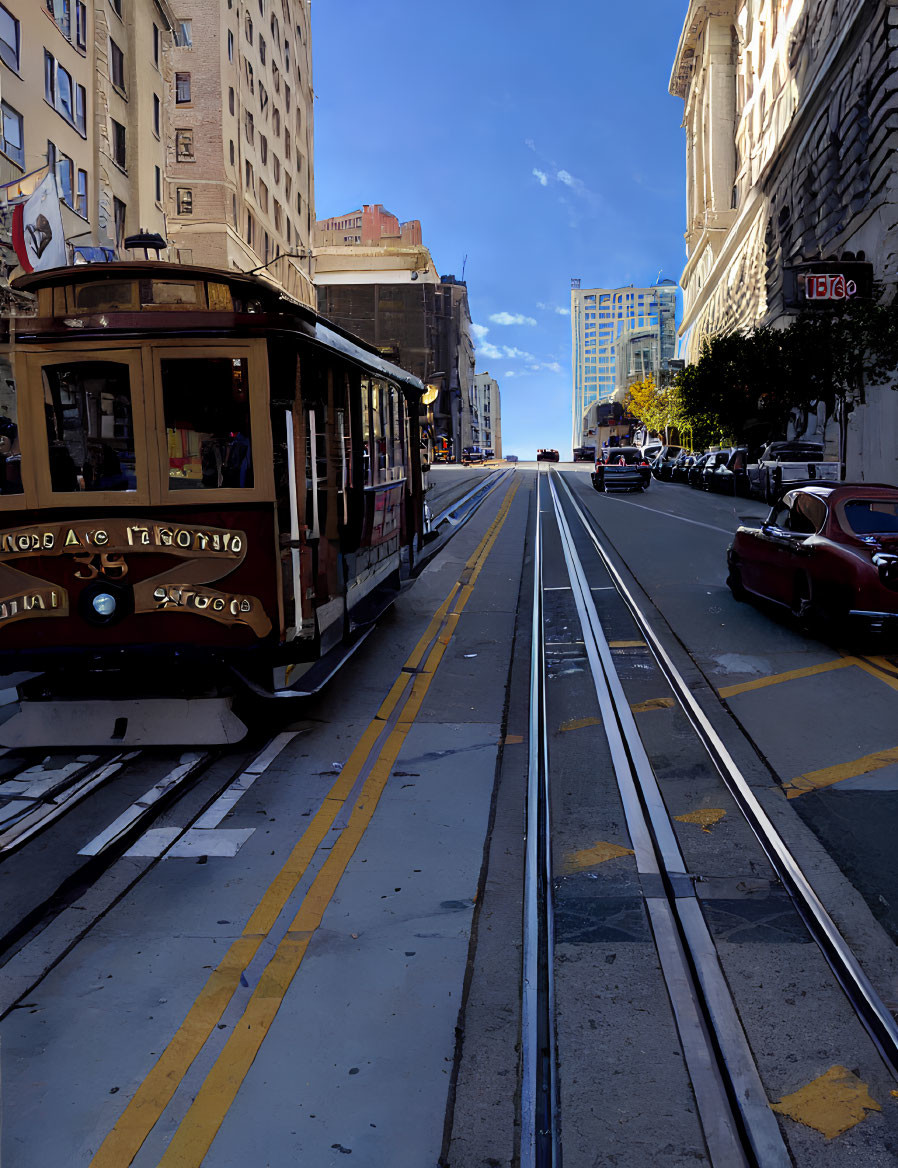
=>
[92,592,117,618]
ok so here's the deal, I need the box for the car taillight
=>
[640,460,648,466]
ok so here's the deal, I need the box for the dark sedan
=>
[671,451,699,484]
[705,447,750,495]
[650,445,685,481]
[688,452,713,488]
[592,447,652,492]
[727,483,898,633]
[537,448,560,462]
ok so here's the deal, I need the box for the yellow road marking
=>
[630,697,675,712]
[563,840,634,872]
[771,1065,881,1138]
[503,733,524,744]
[853,656,898,695]
[608,639,646,648]
[91,481,520,1168]
[559,716,602,732]
[782,745,898,799]
[674,808,726,832]
[718,656,856,698]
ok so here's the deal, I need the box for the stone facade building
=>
[314,204,422,249]
[166,0,315,306]
[671,0,898,477]
[0,0,176,264]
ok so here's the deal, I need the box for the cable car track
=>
[521,468,898,1165]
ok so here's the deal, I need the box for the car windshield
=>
[843,499,898,535]
[604,449,640,464]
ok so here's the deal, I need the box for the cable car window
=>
[161,357,253,489]
[42,362,136,492]
[370,379,387,485]
[360,377,371,485]
[0,362,21,496]
[390,384,404,479]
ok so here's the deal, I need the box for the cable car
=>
[0,261,427,744]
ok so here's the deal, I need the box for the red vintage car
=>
[727,483,898,632]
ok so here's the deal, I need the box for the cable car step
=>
[0,698,248,748]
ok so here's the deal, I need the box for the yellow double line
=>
[91,479,520,1168]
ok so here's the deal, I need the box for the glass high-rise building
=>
[570,280,678,452]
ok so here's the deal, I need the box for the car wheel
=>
[727,563,747,601]
[793,578,847,637]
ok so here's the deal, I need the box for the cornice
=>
[670,0,738,98]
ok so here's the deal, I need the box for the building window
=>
[153,93,160,136]
[271,61,279,94]
[259,180,268,212]
[155,165,162,202]
[57,152,74,206]
[273,200,282,233]
[244,14,253,42]
[175,72,191,104]
[110,0,122,16]
[175,128,194,160]
[227,30,234,61]
[76,168,87,217]
[245,159,253,190]
[0,100,22,166]
[153,24,159,65]
[259,134,267,164]
[245,60,254,92]
[258,83,268,115]
[272,107,280,136]
[246,211,254,246]
[272,154,280,182]
[229,139,235,164]
[245,110,254,141]
[176,188,193,214]
[0,5,19,71]
[110,118,126,168]
[284,82,290,113]
[110,39,125,90]
[113,196,126,245]
[259,35,266,64]
[284,128,290,160]
[45,52,72,121]
[76,1,87,50]
[284,39,290,70]
[47,0,72,39]
[228,86,235,114]
[175,20,192,47]
[75,84,86,134]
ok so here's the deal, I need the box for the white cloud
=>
[532,168,548,187]
[556,169,576,187]
[537,302,571,316]
[544,361,563,373]
[502,346,535,360]
[471,323,490,341]
[524,138,536,152]
[478,341,504,360]
[490,312,537,327]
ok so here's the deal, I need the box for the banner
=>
[12,172,66,272]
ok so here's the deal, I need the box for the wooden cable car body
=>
[0,262,426,722]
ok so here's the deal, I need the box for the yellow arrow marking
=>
[771,1065,881,1138]
[630,697,675,712]
[563,840,634,872]
[559,716,602,732]
[674,808,726,833]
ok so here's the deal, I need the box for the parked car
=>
[670,451,699,484]
[640,441,665,464]
[747,441,840,503]
[705,447,750,494]
[727,483,898,634]
[592,447,652,492]
[688,452,714,488]
[537,448,560,462]
[651,445,685,481]
[462,447,485,464]
[505,454,519,463]
[573,445,596,462]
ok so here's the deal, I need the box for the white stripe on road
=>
[594,492,734,534]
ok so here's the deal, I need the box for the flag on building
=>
[11,172,66,273]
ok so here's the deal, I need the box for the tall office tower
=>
[469,372,502,458]
[570,279,678,452]
[166,0,315,306]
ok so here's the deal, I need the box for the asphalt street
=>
[4,464,898,1166]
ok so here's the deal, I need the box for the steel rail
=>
[555,469,898,1080]
[520,471,560,1167]
[547,473,789,1168]
[429,468,512,529]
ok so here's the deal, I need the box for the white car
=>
[747,441,840,503]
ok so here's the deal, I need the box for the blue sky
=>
[311,1,688,459]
